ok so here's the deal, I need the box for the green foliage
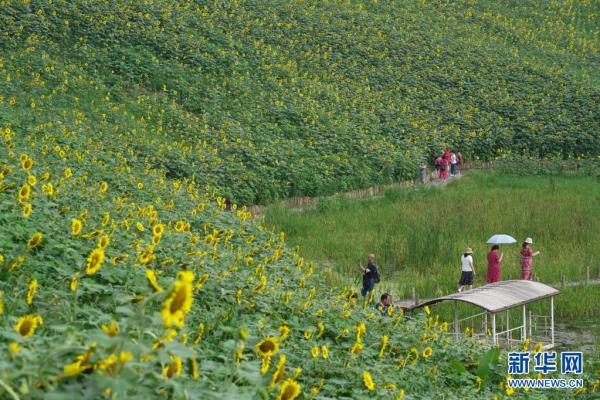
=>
[1,0,599,203]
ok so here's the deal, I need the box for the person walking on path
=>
[419,162,427,184]
[439,157,450,180]
[359,253,380,297]
[458,247,475,292]
[434,156,443,178]
[456,152,463,174]
[486,245,503,283]
[450,151,458,176]
[520,238,540,280]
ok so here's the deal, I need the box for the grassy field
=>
[264,172,600,320]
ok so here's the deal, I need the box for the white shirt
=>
[451,154,458,164]
[461,255,473,272]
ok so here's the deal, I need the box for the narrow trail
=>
[250,169,467,218]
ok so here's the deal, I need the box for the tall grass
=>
[265,172,600,319]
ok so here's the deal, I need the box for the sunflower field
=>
[0,0,599,398]
[1,0,599,204]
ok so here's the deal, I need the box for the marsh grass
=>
[265,172,600,319]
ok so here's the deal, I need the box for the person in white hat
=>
[520,238,540,280]
[457,247,475,292]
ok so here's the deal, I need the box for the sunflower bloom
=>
[71,218,83,236]
[85,247,105,275]
[163,355,182,378]
[99,181,108,192]
[190,357,199,380]
[363,371,375,391]
[321,345,329,359]
[101,320,119,337]
[276,379,301,400]
[146,269,164,292]
[279,326,290,341]
[311,346,319,358]
[351,341,363,355]
[18,183,31,203]
[161,271,194,328]
[98,235,110,249]
[256,337,279,359]
[27,279,38,305]
[22,203,32,218]
[9,342,21,354]
[70,273,79,291]
[27,232,43,248]
[408,348,419,365]
[270,355,286,389]
[423,347,433,358]
[15,314,43,337]
[153,223,165,237]
[379,335,388,357]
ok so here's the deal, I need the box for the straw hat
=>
[465,247,473,254]
[524,238,533,244]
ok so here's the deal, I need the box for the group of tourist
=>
[434,150,462,181]
[457,237,541,292]
[359,237,542,311]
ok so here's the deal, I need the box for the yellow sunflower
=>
[14,314,44,337]
[363,370,375,391]
[270,355,286,388]
[27,232,43,248]
[71,218,83,236]
[161,272,194,328]
[101,320,119,337]
[27,279,38,305]
[162,355,182,378]
[22,203,32,218]
[423,347,433,358]
[146,269,164,292]
[152,223,165,237]
[18,183,31,203]
[85,247,105,275]
[276,379,301,400]
[255,337,280,358]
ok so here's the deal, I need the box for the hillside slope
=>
[1,0,599,203]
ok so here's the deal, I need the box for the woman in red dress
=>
[486,245,503,283]
[520,237,540,280]
[439,158,449,180]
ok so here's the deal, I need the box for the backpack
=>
[374,268,381,283]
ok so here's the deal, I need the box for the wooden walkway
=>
[394,278,600,312]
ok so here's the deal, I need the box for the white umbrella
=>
[486,234,517,244]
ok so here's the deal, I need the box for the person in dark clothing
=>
[359,253,380,297]
[375,293,392,316]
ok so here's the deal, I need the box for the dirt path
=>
[250,170,466,218]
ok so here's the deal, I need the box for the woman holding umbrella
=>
[486,244,503,283]
[485,234,516,283]
[520,237,540,280]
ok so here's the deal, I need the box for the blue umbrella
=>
[486,234,517,244]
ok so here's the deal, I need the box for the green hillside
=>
[1,0,599,203]
[1,1,599,398]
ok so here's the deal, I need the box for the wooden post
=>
[412,287,418,306]
[550,296,555,348]
[586,266,590,284]
[560,272,565,288]
[454,302,459,340]
[492,313,497,345]
[522,305,526,341]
